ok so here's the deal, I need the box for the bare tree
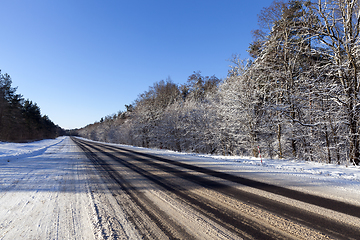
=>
[300,0,360,165]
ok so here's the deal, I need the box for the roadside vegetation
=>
[0,70,63,142]
[77,0,360,165]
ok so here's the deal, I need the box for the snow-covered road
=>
[1,136,360,239]
[0,137,99,239]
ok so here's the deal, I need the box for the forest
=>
[77,0,360,166]
[0,70,63,142]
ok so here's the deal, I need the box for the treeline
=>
[0,70,63,142]
[77,0,360,165]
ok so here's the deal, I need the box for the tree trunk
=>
[278,124,283,158]
[349,116,360,165]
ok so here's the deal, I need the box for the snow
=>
[0,137,65,163]
[1,136,360,239]
[0,137,97,239]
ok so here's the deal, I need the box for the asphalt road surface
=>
[72,137,360,239]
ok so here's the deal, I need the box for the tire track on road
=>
[97,141,360,240]
[75,138,360,239]
[117,143,360,219]
[74,138,324,239]
[75,138,194,239]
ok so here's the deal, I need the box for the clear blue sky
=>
[1,0,272,129]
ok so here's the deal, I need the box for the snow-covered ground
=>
[1,136,360,239]
[0,137,66,163]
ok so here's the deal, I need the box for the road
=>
[72,137,360,239]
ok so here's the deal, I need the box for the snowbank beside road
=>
[0,137,66,164]
[212,155,360,182]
